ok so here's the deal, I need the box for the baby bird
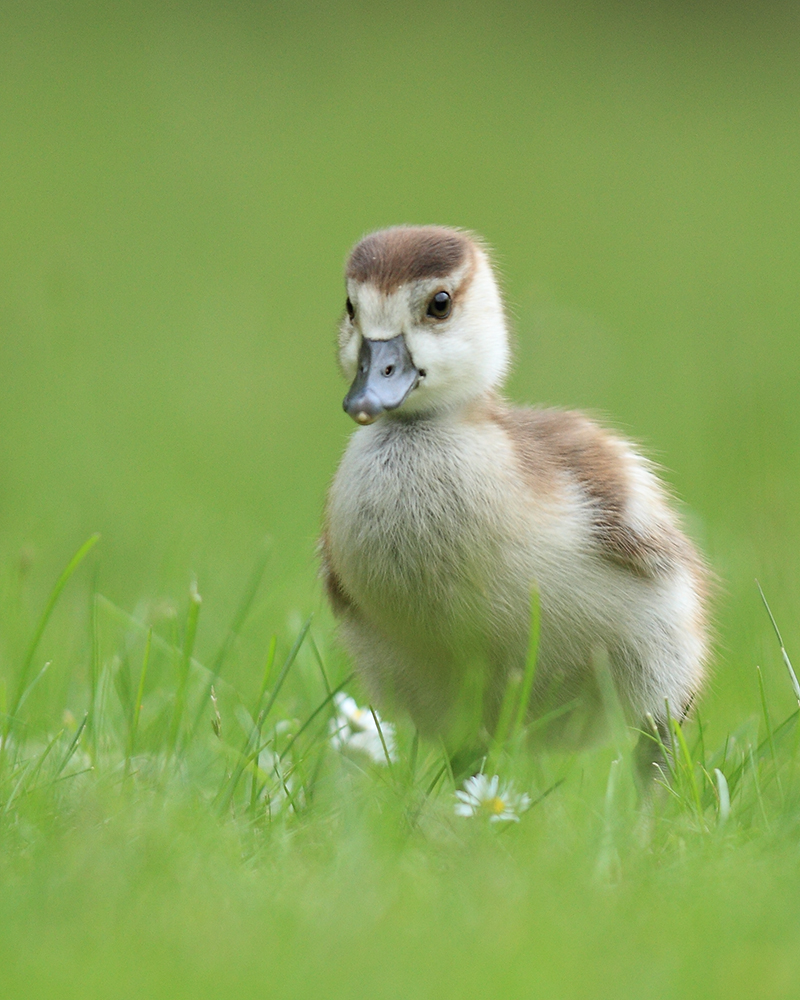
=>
[321,225,708,767]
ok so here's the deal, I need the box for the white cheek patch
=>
[404,330,470,383]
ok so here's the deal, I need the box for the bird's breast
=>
[326,418,530,644]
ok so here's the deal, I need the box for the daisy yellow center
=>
[482,796,506,815]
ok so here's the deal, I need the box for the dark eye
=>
[345,297,355,320]
[427,290,451,320]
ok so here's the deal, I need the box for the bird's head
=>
[338,226,510,424]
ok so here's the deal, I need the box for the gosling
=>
[321,225,709,769]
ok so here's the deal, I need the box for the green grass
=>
[2,2,800,996]
[3,549,800,998]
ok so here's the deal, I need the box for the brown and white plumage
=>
[321,225,709,756]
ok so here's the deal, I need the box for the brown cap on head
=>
[346,225,473,293]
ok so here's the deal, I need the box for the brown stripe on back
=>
[491,405,683,577]
[346,226,473,293]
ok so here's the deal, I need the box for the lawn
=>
[2,3,800,997]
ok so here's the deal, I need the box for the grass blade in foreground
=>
[757,580,800,705]
[1,534,100,751]
[188,540,271,739]
[169,581,202,753]
[490,588,540,762]
[215,615,312,816]
[126,629,152,777]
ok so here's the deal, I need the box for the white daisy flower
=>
[329,692,397,765]
[454,773,532,823]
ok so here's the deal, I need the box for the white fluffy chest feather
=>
[325,416,575,648]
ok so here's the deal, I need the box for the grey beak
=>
[343,335,420,424]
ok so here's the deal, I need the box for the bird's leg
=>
[633,716,674,791]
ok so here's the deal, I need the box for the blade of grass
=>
[169,581,202,753]
[212,539,271,677]
[670,715,704,824]
[13,661,52,718]
[749,744,770,830]
[309,634,332,697]
[440,741,457,791]
[259,616,312,729]
[714,768,731,825]
[643,712,677,785]
[2,533,100,747]
[511,587,540,738]
[53,712,89,781]
[721,710,798,798]
[215,617,313,816]
[756,665,781,785]
[693,715,707,773]
[126,628,152,776]
[96,595,236,693]
[87,571,101,756]
[278,671,354,763]
[526,699,581,735]
[662,700,679,784]
[491,588,540,760]
[425,763,448,796]
[244,637,280,813]
[757,580,800,706]
[369,705,394,773]
[256,637,278,711]
[188,541,271,738]
[0,730,62,823]
[409,730,419,783]
[595,758,623,883]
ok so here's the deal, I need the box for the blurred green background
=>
[3,4,800,998]
[2,0,799,738]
